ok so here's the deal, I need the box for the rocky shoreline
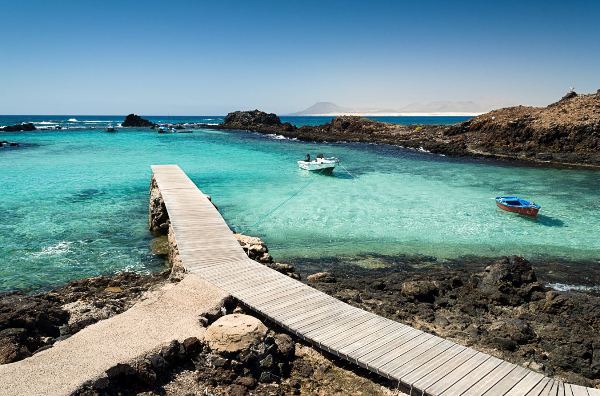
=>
[294,254,600,388]
[199,90,600,168]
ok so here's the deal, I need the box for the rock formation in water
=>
[222,110,295,133]
[234,233,299,279]
[122,114,155,128]
[1,123,36,132]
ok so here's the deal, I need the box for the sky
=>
[1,0,599,115]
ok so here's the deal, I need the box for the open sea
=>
[1,115,599,292]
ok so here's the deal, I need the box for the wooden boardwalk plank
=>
[152,165,596,396]
[412,349,482,393]
[461,361,519,396]
[506,371,545,396]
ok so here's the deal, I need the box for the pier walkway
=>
[152,165,599,396]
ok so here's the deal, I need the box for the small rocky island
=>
[1,123,36,132]
[203,90,600,167]
[122,114,155,128]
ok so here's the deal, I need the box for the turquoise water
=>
[1,125,600,292]
[0,115,471,130]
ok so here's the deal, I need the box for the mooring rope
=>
[248,167,327,228]
[338,163,356,180]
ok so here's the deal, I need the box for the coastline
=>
[198,93,600,168]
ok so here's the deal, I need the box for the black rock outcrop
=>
[1,123,36,132]
[122,114,155,128]
[222,110,295,133]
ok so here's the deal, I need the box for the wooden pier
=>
[151,165,599,396]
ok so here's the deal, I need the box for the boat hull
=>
[297,160,336,174]
[495,201,540,217]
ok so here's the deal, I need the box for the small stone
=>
[259,371,275,383]
[401,280,439,302]
[160,340,182,362]
[148,353,167,370]
[236,376,256,388]
[106,363,135,379]
[104,286,123,293]
[183,337,202,355]
[274,334,295,357]
[307,272,336,283]
[525,360,544,372]
[210,355,229,368]
[92,376,110,390]
[226,384,249,396]
[259,354,274,368]
[489,337,517,351]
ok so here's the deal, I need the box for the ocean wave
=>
[31,241,73,257]
[67,118,78,122]
[266,133,298,141]
[34,121,58,125]
[548,282,600,293]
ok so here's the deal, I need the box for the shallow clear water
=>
[1,124,600,291]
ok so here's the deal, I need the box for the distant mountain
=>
[291,102,354,115]
[399,100,488,114]
[291,100,512,116]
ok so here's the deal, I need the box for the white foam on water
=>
[34,121,57,125]
[548,282,600,293]
[31,241,73,257]
[266,133,298,141]
[67,118,78,122]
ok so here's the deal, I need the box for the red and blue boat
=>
[495,196,541,217]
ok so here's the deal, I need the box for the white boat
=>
[297,156,339,174]
[158,126,176,134]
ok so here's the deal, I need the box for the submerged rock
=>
[122,114,155,128]
[0,141,19,148]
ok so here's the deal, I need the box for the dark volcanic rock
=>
[0,293,68,363]
[0,271,168,365]
[122,114,155,128]
[222,110,295,133]
[445,91,600,165]
[401,280,439,302]
[1,123,36,132]
[305,254,600,386]
[479,256,537,291]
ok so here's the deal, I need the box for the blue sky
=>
[1,0,599,114]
